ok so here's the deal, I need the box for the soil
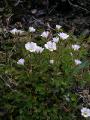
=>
[0,2,90,37]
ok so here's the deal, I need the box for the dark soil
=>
[0,1,90,36]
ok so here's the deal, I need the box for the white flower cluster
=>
[10,27,36,35]
[81,107,90,118]
[71,44,81,65]
[10,28,24,35]
[25,42,44,53]
[16,25,82,66]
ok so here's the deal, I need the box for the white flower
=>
[10,28,18,34]
[35,46,44,53]
[41,31,49,38]
[56,25,62,30]
[52,37,59,43]
[44,41,56,51]
[58,32,69,40]
[72,44,80,51]
[64,95,70,102]
[10,28,24,35]
[75,59,82,65]
[25,42,37,52]
[70,52,73,56]
[50,59,54,64]
[81,107,90,118]
[29,27,36,32]
[17,58,25,65]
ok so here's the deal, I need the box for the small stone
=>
[31,9,37,14]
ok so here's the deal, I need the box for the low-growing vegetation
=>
[0,24,90,120]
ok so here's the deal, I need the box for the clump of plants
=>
[0,24,90,120]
